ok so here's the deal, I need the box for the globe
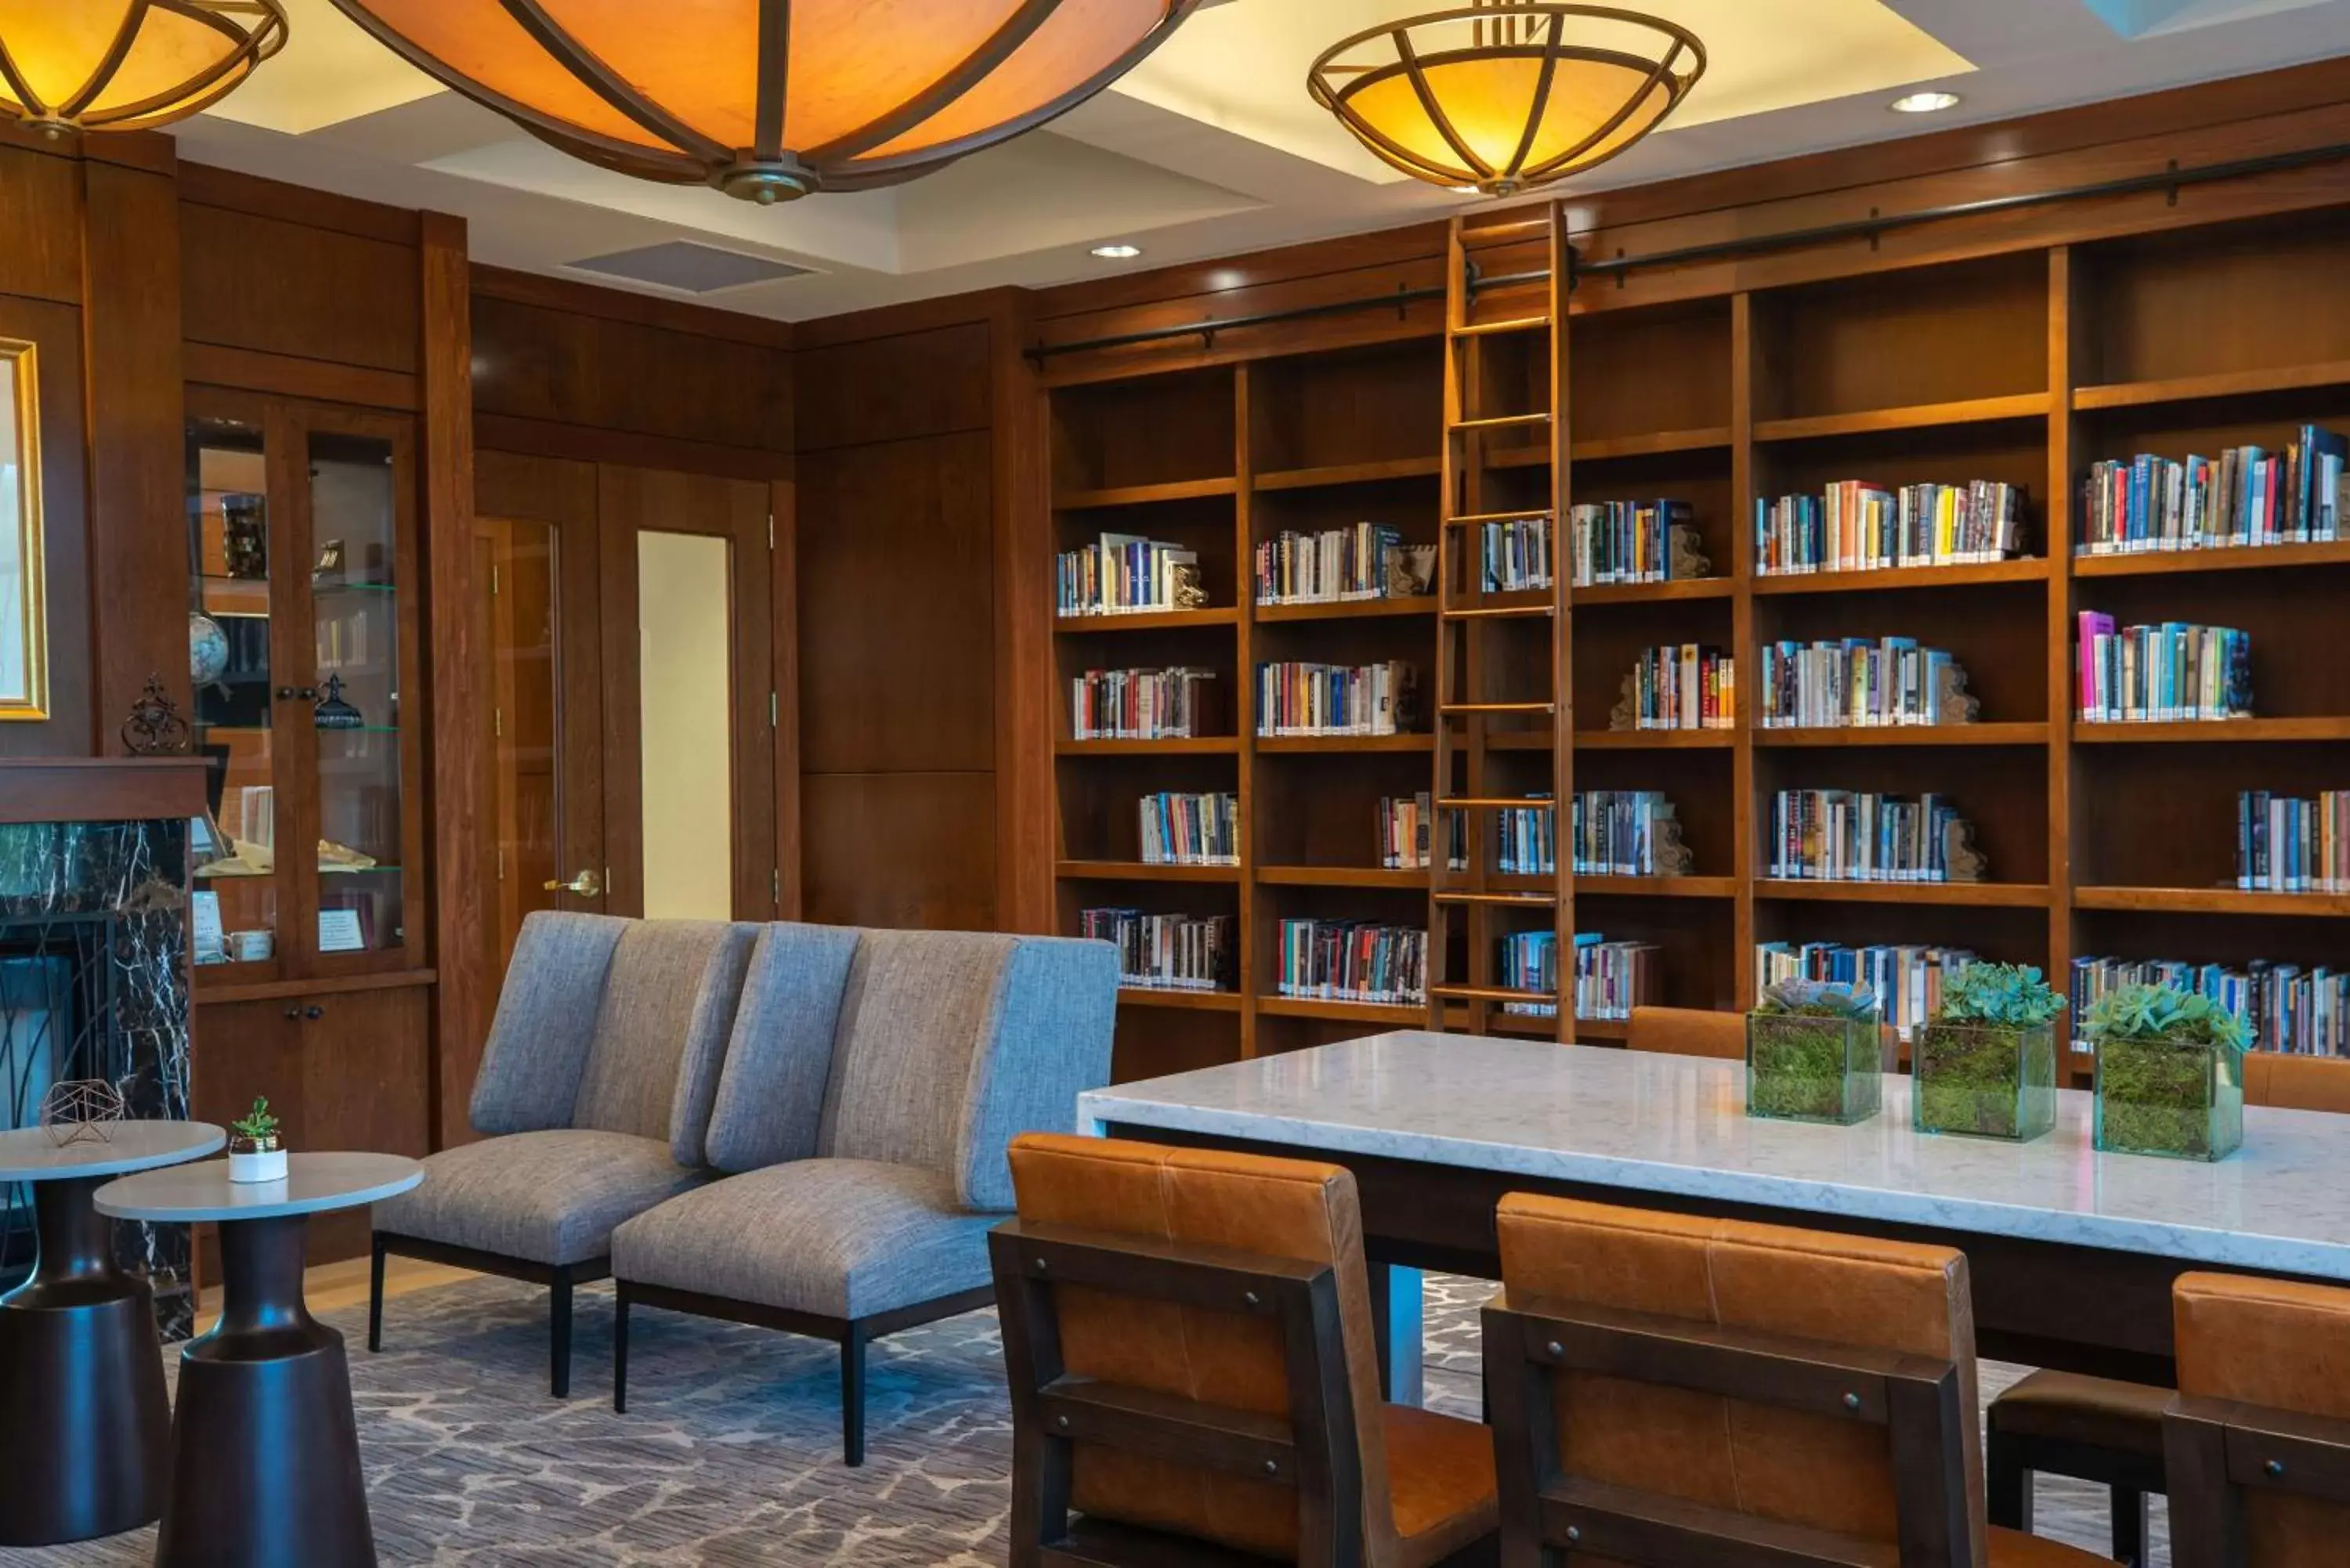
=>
[190,612,230,685]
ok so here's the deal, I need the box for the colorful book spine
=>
[1480,516,1554,592]
[1568,499,1692,586]
[1277,919,1426,1006]
[1378,791,1462,871]
[2074,614,2253,722]
[2237,790,2350,893]
[1627,644,1737,730]
[2080,428,2346,554]
[1082,909,1235,992]
[1070,666,1219,740]
[1570,791,1678,876]
[1056,533,1202,616]
[1753,941,1976,1041]
[1755,481,2024,574]
[1137,792,1238,866]
[1769,790,1969,883]
[1756,638,1959,728]
[1254,522,1406,604]
[2073,956,2350,1057]
[1255,661,1415,736]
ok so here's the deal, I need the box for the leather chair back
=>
[2243,1051,2350,1114]
[1625,1005,1746,1060]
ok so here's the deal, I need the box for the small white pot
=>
[228,1145,287,1183]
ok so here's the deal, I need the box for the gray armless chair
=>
[608,927,1118,1465]
[369,912,760,1396]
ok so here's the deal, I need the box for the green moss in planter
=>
[1911,965,2066,1142]
[1747,981,1882,1125]
[2087,983,2249,1162]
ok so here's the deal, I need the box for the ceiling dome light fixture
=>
[1090,242,1143,258]
[322,0,1200,204]
[1309,2,1702,197]
[1889,89,1961,114]
[0,0,289,137]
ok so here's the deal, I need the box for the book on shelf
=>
[1495,794,1556,875]
[2080,428,2348,555]
[1256,660,1416,736]
[1058,532,1201,616]
[1769,790,1976,883]
[1138,792,1238,867]
[1496,932,1660,1020]
[1573,791,1681,877]
[1278,919,1426,1006]
[1480,516,1553,591]
[1755,480,2026,576]
[1753,941,1976,1042]
[1071,667,1221,740]
[2073,956,2350,1057]
[1758,638,1965,729]
[1378,791,1464,872]
[2239,790,2349,893]
[1083,907,1234,993]
[1570,500,1690,586]
[1255,522,1406,604]
[2074,613,2252,722]
[1620,644,1736,731]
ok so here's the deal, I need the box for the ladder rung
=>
[1445,508,1554,527]
[1430,984,1559,1003]
[1436,797,1554,810]
[1439,701,1556,715]
[1453,316,1550,338]
[1451,412,1553,432]
[1461,215,1554,244]
[1442,602,1556,620]
[1434,891,1559,905]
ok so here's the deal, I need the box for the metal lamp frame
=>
[0,0,288,135]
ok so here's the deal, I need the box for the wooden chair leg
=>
[841,1328,868,1468]
[1987,1431,2034,1533]
[613,1286,631,1414]
[2111,1485,2148,1568]
[366,1236,387,1353]
[550,1268,574,1400]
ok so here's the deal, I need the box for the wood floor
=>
[193,1253,474,1332]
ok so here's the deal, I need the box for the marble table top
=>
[0,1121,225,1182]
[95,1152,423,1223]
[1078,1031,2350,1280]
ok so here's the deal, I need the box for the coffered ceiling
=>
[169,0,2350,322]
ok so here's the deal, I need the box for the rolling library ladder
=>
[1427,204,1578,1040]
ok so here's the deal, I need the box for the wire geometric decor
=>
[40,1078,126,1148]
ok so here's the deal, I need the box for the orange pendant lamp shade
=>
[323,0,1198,201]
[0,0,287,135]
[1311,3,1701,196]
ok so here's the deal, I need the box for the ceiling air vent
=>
[564,240,813,294]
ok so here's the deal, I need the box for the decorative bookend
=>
[1942,817,1988,883]
[1609,671,1640,732]
[1385,544,1437,598]
[1667,523,1712,581]
[40,1079,126,1147]
[1170,563,1209,611]
[121,674,193,756]
[1935,663,1982,725]
[1649,807,1696,876]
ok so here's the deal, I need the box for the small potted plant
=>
[1746,979,1884,1125]
[1912,963,2066,1142]
[2088,983,2248,1162]
[227,1096,287,1183]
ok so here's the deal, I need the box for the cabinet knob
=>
[304,1005,324,1021]
[274,685,320,702]
[284,1006,300,1021]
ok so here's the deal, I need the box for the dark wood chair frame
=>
[1987,1407,2164,1566]
[370,1232,601,1399]
[1483,1292,1976,1567]
[2166,1393,2350,1567]
[611,1278,996,1467]
[989,1217,1368,1568]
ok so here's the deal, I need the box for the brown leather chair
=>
[1990,1050,2350,1566]
[1625,1005,1745,1059]
[991,1133,1499,1567]
[2167,1270,2350,1565]
[1486,1191,2110,1567]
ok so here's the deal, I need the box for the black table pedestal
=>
[157,1213,376,1568]
[0,1173,172,1546]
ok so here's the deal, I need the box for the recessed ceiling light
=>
[1889,90,1961,114]
[1090,243,1143,260]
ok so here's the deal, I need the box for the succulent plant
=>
[2082,982,2250,1052]
[1755,978,1880,1020]
[230,1096,280,1143]
[1935,963,2067,1029]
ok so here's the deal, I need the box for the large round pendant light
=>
[322,0,1199,203]
[0,1,288,136]
[1310,2,1702,197]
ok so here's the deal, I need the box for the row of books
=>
[1070,666,1220,740]
[1080,908,1234,992]
[1058,533,1198,617]
[1256,660,1415,736]
[2080,430,2346,555]
[1379,792,1439,872]
[1255,523,1405,605]
[2240,791,2350,894]
[1138,792,1238,867]
[2071,956,2350,1057]
[1758,638,1963,729]
[1574,791,1682,878]
[1753,941,1978,1042]
[1755,481,2026,576]
[1625,644,1737,730]
[1277,919,1426,1006]
[1480,518,1554,592]
[2074,615,2252,723]
[1495,795,1554,876]
[1569,500,1692,587]
[1769,790,1972,883]
[1497,933,1661,1021]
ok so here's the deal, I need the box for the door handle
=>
[543,869,603,898]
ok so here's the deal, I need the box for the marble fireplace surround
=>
[0,758,205,1338]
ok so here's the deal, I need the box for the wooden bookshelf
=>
[1046,204,2350,1081]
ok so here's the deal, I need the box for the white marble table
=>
[0,1121,225,1182]
[1080,1032,2350,1389]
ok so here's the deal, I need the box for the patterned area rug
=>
[2,1273,2157,1566]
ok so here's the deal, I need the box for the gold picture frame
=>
[0,338,45,721]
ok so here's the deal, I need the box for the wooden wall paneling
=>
[81,154,189,741]
[802,770,998,930]
[297,983,432,1262]
[796,319,989,452]
[421,211,482,1150]
[0,143,87,307]
[181,201,421,377]
[180,344,418,414]
[991,296,1053,934]
[0,295,90,757]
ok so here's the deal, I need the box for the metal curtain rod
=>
[1027,138,2350,363]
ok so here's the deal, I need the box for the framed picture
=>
[317,908,366,953]
[0,338,45,721]
[191,891,225,964]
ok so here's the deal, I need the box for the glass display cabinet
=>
[186,392,424,985]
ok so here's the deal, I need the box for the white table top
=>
[1078,1031,2350,1281]
[0,1121,225,1182]
[94,1151,423,1223]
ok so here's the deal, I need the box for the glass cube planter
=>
[1912,1022,2057,1142]
[2092,1034,2245,1162]
[1746,1010,1882,1125]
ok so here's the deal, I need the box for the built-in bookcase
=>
[1049,203,2350,1083]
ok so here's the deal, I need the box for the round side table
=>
[97,1152,423,1568]
[0,1120,225,1547]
